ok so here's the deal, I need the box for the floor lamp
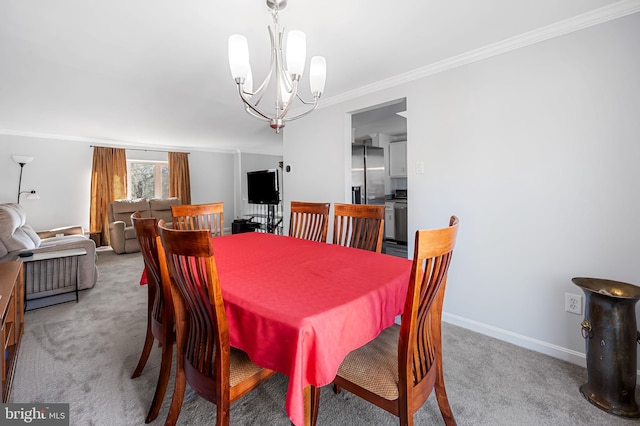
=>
[12,155,39,203]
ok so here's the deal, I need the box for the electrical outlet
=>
[565,293,582,315]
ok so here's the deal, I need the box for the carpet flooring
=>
[9,248,639,425]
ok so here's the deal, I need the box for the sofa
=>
[108,198,181,254]
[0,203,98,294]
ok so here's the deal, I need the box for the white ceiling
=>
[0,0,627,154]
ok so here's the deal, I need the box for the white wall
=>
[189,150,237,234]
[239,153,283,218]
[283,106,351,238]
[0,135,93,231]
[1,135,238,233]
[283,13,640,371]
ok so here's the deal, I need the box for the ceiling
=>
[0,0,624,154]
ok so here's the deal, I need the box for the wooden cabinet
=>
[0,261,24,403]
[389,141,407,177]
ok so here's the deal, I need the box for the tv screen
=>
[247,169,279,204]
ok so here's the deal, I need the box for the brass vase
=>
[572,277,640,418]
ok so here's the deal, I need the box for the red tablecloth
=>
[211,232,411,425]
[140,232,411,424]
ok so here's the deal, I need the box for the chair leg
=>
[332,383,342,394]
[145,341,173,423]
[215,395,230,426]
[434,359,456,426]
[304,385,320,426]
[132,284,155,378]
[164,354,186,426]
[397,399,413,426]
[131,326,154,378]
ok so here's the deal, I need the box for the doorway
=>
[350,98,408,258]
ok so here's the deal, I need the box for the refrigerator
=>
[351,145,385,205]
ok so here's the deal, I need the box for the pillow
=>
[149,197,181,212]
[0,204,39,252]
[150,198,181,223]
[0,204,21,240]
[111,198,149,214]
[22,225,42,248]
[111,199,150,225]
[0,239,7,258]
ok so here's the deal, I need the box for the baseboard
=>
[442,312,640,379]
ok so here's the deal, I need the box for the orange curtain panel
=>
[168,151,191,205]
[89,146,127,245]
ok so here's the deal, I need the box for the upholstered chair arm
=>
[109,221,126,254]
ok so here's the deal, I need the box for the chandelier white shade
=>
[228,0,326,133]
[309,56,326,96]
[228,35,251,81]
[285,30,306,76]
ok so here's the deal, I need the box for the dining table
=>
[208,231,412,426]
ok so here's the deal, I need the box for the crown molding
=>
[0,127,281,156]
[0,128,244,155]
[322,0,640,108]
[0,128,185,151]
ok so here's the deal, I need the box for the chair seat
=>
[337,325,400,401]
[230,347,266,387]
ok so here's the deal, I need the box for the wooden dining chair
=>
[333,203,385,253]
[288,201,331,243]
[157,220,276,426]
[333,216,460,426]
[171,202,224,236]
[130,212,175,424]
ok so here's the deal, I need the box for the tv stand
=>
[232,219,261,234]
[265,204,282,234]
[245,203,283,235]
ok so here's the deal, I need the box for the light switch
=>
[415,161,424,174]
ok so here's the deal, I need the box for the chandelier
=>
[228,0,326,133]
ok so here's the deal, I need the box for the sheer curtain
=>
[169,152,191,205]
[90,147,127,246]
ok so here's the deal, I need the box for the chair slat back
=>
[171,202,224,237]
[158,221,228,380]
[333,203,385,253]
[131,212,173,326]
[289,201,330,243]
[400,216,459,387]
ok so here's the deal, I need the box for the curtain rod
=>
[89,145,190,154]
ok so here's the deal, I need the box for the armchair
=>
[108,198,181,254]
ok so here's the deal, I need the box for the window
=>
[127,160,169,199]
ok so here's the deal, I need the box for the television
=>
[247,169,279,205]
